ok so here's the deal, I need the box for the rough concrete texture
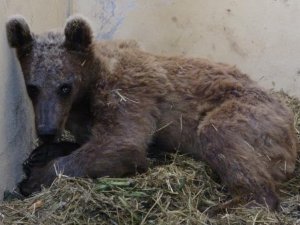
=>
[0,0,70,198]
[73,0,300,97]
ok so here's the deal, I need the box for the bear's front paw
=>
[23,142,80,174]
[19,161,57,196]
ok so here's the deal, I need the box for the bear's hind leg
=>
[195,100,296,210]
[198,123,279,209]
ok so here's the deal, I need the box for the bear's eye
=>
[58,84,72,97]
[26,85,39,99]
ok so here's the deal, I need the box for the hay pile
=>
[0,91,299,225]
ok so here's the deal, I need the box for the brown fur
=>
[6,15,298,209]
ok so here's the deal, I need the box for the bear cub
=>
[6,15,298,210]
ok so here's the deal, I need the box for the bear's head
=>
[6,15,94,143]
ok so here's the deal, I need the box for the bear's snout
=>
[37,126,58,143]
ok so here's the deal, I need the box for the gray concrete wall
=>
[73,0,300,97]
[0,0,69,197]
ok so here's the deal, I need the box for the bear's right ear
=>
[6,15,33,48]
[64,15,93,50]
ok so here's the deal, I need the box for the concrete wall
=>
[0,0,70,198]
[73,0,300,97]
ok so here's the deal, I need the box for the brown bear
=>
[6,15,298,210]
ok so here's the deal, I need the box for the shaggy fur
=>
[6,15,298,209]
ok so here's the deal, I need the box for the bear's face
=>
[6,15,93,143]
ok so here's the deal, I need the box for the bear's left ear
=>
[6,15,33,49]
[64,15,93,50]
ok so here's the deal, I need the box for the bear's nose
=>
[37,127,58,143]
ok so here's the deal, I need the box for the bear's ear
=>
[64,15,93,50]
[6,15,33,48]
